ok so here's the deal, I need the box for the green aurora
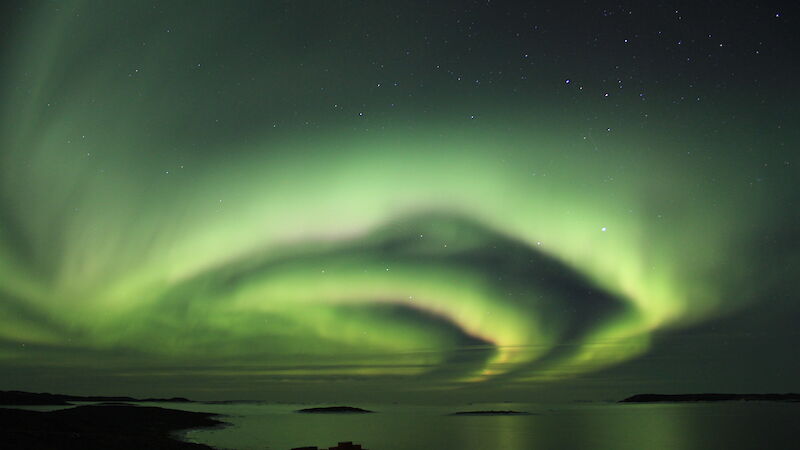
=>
[0,1,797,400]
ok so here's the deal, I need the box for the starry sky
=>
[0,0,798,402]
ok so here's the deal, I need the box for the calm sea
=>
[137,400,800,450]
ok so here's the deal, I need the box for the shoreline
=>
[0,403,227,449]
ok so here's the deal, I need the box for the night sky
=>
[0,1,798,403]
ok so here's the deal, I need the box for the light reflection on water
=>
[166,401,800,450]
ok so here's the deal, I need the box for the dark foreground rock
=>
[450,410,532,416]
[0,404,225,449]
[620,393,800,403]
[295,406,373,414]
[0,390,191,406]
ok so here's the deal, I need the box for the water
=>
[153,401,800,450]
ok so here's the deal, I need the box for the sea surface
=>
[10,400,799,449]
[146,400,800,450]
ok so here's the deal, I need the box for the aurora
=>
[0,1,796,401]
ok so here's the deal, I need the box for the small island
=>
[295,406,374,414]
[0,403,226,449]
[450,410,532,416]
[620,393,800,403]
[292,442,367,450]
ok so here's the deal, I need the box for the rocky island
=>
[292,442,367,450]
[295,406,374,414]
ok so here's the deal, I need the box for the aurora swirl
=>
[1,1,796,399]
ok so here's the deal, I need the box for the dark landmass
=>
[450,410,532,416]
[620,393,800,403]
[295,406,374,414]
[0,390,191,406]
[0,404,226,449]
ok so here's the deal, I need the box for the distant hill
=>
[0,390,192,406]
[620,393,800,403]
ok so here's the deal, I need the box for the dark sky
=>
[0,0,797,403]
